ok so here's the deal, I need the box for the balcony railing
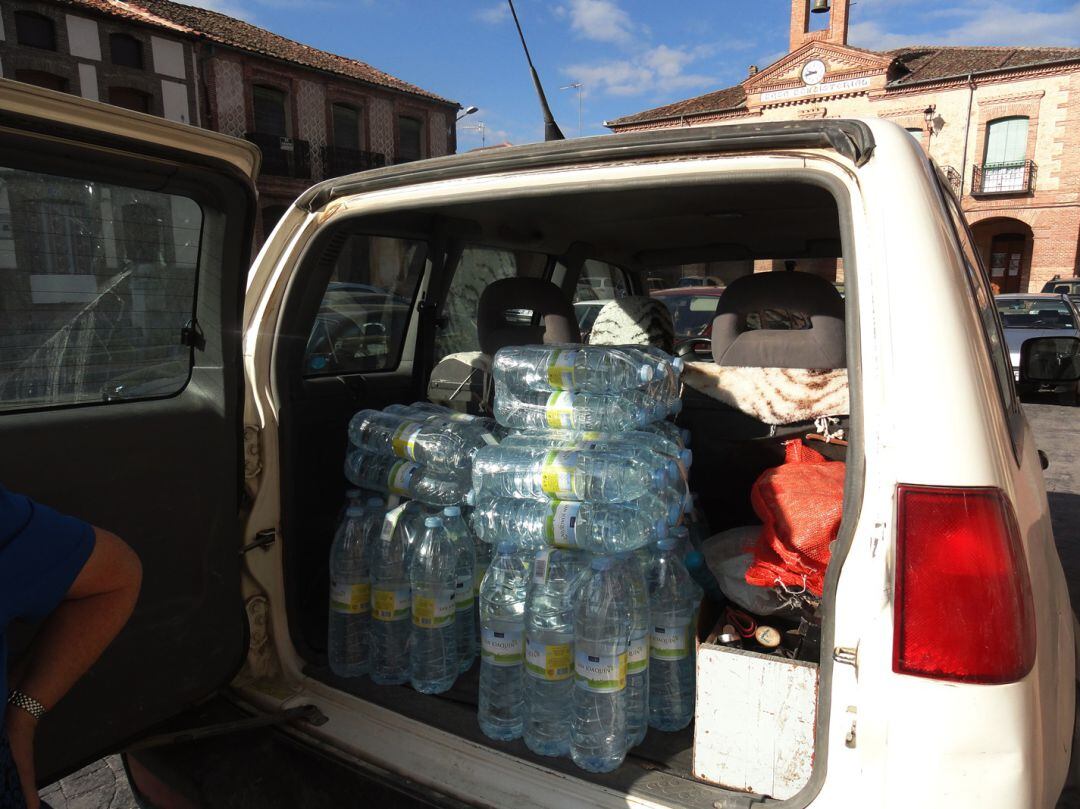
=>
[244,132,311,180]
[941,165,962,198]
[972,160,1037,196]
[320,146,386,177]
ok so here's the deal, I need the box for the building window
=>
[14,11,56,51]
[13,70,68,92]
[332,103,362,150]
[397,115,424,163]
[253,85,288,136]
[981,116,1029,193]
[108,87,151,113]
[110,33,144,69]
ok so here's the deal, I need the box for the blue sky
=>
[195,0,1080,149]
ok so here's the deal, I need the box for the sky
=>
[188,0,1080,149]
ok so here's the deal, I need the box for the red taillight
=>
[893,485,1036,684]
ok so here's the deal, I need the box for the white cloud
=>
[475,2,510,25]
[564,44,716,98]
[564,0,638,45]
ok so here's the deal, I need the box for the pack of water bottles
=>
[343,402,499,506]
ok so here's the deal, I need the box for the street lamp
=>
[923,105,936,135]
[560,82,584,137]
[457,105,479,122]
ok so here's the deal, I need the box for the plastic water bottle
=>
[640,420,690,449]
[467,494,669,553]
[348,410,494,476]
[369,502,414,685]
[500,430,688,477]
[494,383,651,432]
[471,444,664,502]
[409,516,458,694]
[646,537,696,732]
[328,499,381,678]
[473,529,493,642]
[386,401,497,430]
[395,501,434,561]
[344,448,469,506]
[571,556,630,773]
[616,551,650,748]
[443,506,477,673]
[492,345,655,394]
[478,542,530,741]
[524,548,587,757]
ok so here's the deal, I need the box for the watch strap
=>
[7,690,47,721]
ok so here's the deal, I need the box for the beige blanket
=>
[683,363,849,426]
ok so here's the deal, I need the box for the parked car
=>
[651,287,725,340]
[1042,276,1080,305]
[3,81,1079,809]
[996,292,1080,403]
[676,275,722,287]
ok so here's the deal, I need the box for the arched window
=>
[981,116,1030,193]
[14,11,56,50]
[108,86,151,113]
[110,33,144,69]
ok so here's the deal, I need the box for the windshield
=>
[996,298,1076,330]
[658,294,719,337]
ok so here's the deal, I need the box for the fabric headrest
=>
[711,272,845,369]
[587,296,675,353]
[477,277,580,356]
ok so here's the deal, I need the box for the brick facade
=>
[610,0,1080,291]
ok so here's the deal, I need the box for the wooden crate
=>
[692,630,818,800]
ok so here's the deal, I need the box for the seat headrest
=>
[711,272,845,369]
[587,296,675,353]
[477,277,580,356]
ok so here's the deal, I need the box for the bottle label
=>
[412,591,455,628]
[650,623,691,660]
[526,639,572,681]
[481,627,524,666]
[628,634,650,674]
[329,580,370,614]
[381,503,409,541]
[533,548,552,584]
[575,650,627,693]
[387,460,420,495]
[455,573,474,611]
[545,500,582,548]
[546,349,578,390]
[391,421,423,460]
[541,450,578,498]
[544,392,576,430]
[474,562,488,596]
[372,587,410,621]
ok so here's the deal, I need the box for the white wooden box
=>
[692,635,818,800]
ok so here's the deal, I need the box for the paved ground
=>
[41,398,1080,808]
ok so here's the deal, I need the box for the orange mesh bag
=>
[744,441,845,597]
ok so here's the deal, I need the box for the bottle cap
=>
[496,541,516,554]
[346,506,365,517]
[655,519,668,540]
[652,468,667,489]
[366,497,384,508]
[465,489,477,506]
[667,459,680,481]
[424,516,444,528]
[591,556,614,571]
[683,550,704,570]
[443,505,461,517]
[671,357,685,375]
[680,449,693,468]
[638,365,654,384]
[656,537,677,551]
[668,503,681,525]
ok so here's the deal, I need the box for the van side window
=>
[303,235,426,376]
[0,166,202,411]
[434,246,548,361]
[939,180,1021,427]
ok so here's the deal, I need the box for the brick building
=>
[0,0,460,242]
[607,0,1080,293]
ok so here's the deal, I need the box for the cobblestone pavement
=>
[41,400,1080,809]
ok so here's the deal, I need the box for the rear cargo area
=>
[271,174,855,806]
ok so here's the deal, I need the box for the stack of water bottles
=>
[469,344,699,773]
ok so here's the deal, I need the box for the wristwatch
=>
[7,689,47,721]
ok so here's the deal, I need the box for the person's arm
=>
[5,527,142,809]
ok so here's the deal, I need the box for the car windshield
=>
[576,303,604,333]
[658,294,719,336]
[996,298,1076,329]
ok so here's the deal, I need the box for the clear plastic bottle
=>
[478,542,530,741]
[640,420,690,449]
[383,401,503,443]
[466,494,668,553]
[615,551,650,748]
[328,499,381,678]
[646,537,696,732]
[473,528,493,643]
[443,505,477,674]
[524,548,587,757]
[493,383,651,433]
[500,430,686,476]
[492,345,655,395]
[347,409,492,476]
[409,516,458,694]
[395,501,434,561]
[471,444,664,503]
[344,448,469,506]
[571,556,630,773]
[369,502,413,685]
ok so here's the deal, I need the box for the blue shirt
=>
[0,486,95,723]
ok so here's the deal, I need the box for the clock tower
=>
[789,0,850,53]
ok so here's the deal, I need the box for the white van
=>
[2,79,1079,809]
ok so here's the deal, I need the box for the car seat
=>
[427,277,580,412]
[586,296,675,352]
